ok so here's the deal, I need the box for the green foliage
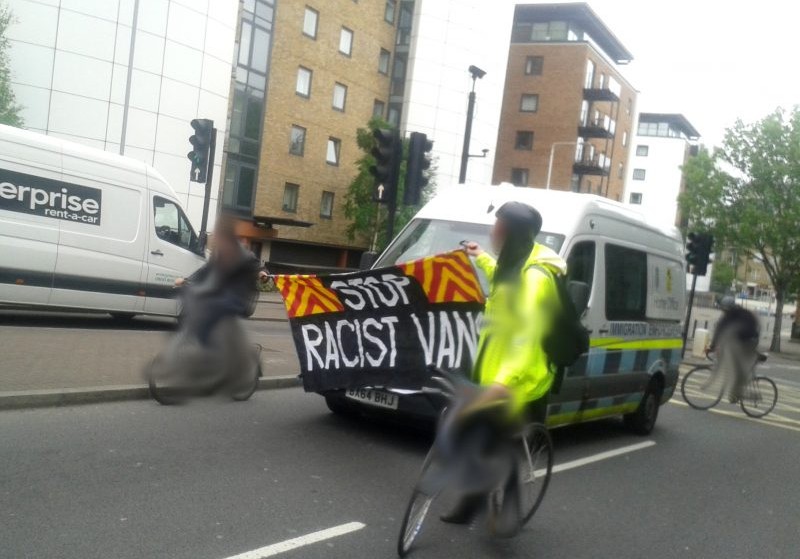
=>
[0,4,22,127]
[709,258,735,294]
[679,107,800,350]
[344,117,435,251]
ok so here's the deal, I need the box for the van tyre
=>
[624,379,662,435]
[325,392,356,417]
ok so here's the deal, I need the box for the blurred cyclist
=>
[439,201,566,528]
[708,296,761,403]
[175,217,265,347]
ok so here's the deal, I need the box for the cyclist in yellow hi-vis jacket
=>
[440,201,566,527]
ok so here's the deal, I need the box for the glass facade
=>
[223,0,275,215]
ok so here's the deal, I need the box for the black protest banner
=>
[275,251,485,393]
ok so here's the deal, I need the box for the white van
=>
[0,125,205,318]
[331,184,686,434]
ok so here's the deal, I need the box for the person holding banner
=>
[439,201,566,527]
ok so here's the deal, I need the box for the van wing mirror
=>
[359,251,378,270]
[567,280,590,316]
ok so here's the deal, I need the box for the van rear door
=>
[143,195,204,316]
[0,133,61,305]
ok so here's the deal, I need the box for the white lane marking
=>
[223,522,366,559]
[535,441,656,476]
[671,399,800,433]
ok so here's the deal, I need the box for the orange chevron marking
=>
[399,251,484,304]
[275,275,344,318]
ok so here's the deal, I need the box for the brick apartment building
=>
[493,3,637,201]
[221,0,398,271]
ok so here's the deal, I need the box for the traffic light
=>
[686,232,713,276]
[188,118,214,183]
[405,132,433,206]
[369,128,402,204]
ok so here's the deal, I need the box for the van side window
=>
[567,241,595,291]
[153,197,197,252]
[605,244,647,320]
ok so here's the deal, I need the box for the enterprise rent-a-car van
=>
[327,184,686,434]
[0,125,205,318]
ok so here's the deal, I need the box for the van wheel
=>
[624,379,662,435]
[325,393,356,418]
[110,312,136,321]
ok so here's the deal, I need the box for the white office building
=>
[6,0,239,226]
[397,0,515,187]
[624,113,700,227]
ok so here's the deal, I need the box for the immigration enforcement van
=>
[0,125,205,318]
[327,184,686,434]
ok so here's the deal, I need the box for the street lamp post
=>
[545,141,578,190]
[458,65,487,184]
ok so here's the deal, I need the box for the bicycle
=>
[396,368,553,557]
[680,351,778,418]
[145,283,262,405]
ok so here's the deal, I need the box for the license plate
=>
[346,388,399,410]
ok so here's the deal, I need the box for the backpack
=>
[529,265,591,391]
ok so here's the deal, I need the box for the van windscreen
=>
[375,219,564,267]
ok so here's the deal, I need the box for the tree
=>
[0,3,22,127]
[344,117,435,251]
[710,257,735,294]
[679,107,800,352]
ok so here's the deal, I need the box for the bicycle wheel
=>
[681,365,723,410]
[229,347,261,401]
[397,448,439,557]
[146,359,189,405]
[518,424,553,526]
[740,376,778,418]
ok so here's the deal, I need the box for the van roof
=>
[0,124,178,197]
[417,183,683,243]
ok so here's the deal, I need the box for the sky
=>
[558,0,800,147]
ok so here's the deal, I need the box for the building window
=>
[339,27,353,56]
[632,168,646,181]
[222,164,257,212]
[570,174,580,192]
[520,94,539,113]
[511,168,529,186]
[320,191,335,218]
[626,98,633,116]
[618,163,624,179]
[636,145,649,157]
[326,137,341,165]
[622,130,628,147]
[332,83,347,111]
[282,183,299,212]
[584,59,595,89]
[387,102,401,126]
[524,56,543,75]
[289,125,306,156]
[296,66,312,97]
[629,192,643,204]
[515,131,534,150]
[606,244,647,320]
[373,99,385,118]
[378,48,391,74]
[303,7,318,39]
[385,0,396,24]
[531,21,568,41]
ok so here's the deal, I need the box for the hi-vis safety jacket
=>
[473,243,567,415]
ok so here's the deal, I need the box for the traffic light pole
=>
[198,127,217,250]
[681,272,699,358]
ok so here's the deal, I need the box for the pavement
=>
[3,387,800,559]
[0,294,297,407]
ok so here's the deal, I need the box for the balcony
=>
[578,115,616,139]
[573,152,611,176]
[583,76,621,102]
